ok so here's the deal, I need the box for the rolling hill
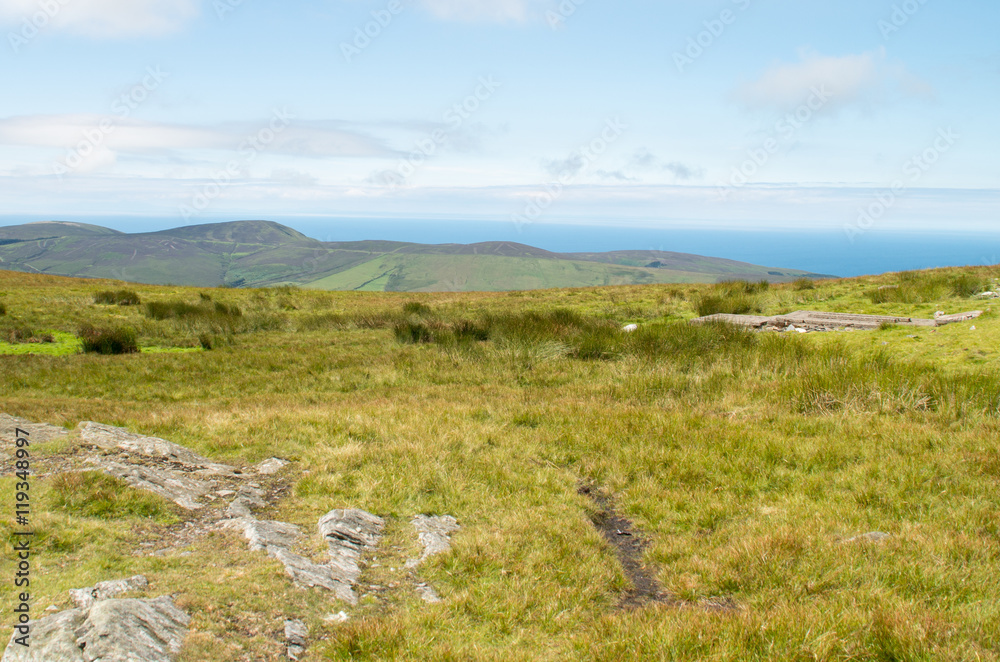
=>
[0,220,833,291]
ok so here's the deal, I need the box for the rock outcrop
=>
[0,414,68,445]
[85,458,214,510]
[78,422,237,476]
[224,508,383,604]
[1,597,189,662]
[405,515,460,569]
[68,575,149,610]
[284,619,308,660]
[319,509,385,601]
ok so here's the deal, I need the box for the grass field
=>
[0,267,998,660]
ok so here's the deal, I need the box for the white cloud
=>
[418,0,541,23]
[0,0,200,38]
[735,49,934,112]
[0,114,396,173]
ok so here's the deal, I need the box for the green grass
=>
[48,471,180,522]
[0,267,998,660]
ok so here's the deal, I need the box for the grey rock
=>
[225,485,267,519]
[318,509,384,588]
[1,596,189,662]
[256,457,290,475]
[284,619,308,660]
[406,515,460,569]
[268,547,356,604]
[0,415,68,445]
[86,458,212,510]
[78,421,236,476]
[69,575,148,609]
[224,517,302,552]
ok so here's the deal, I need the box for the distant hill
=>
[0,220,833,291]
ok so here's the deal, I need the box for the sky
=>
[0,0,998,237]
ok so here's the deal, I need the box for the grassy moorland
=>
[0,267,998,661]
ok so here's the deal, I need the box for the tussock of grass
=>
[793,277,816,291]
[145,299,242,321]
[79,322,139,354]
[2,325,54,344]
[94,289,141,305]
[695,280,771,316]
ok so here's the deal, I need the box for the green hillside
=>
[0,220,830,291]
[303,253,727,292]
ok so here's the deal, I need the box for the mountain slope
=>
[0,220,832,290]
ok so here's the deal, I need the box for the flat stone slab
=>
[78,422,237,476]
[1,596,189,662]
[934,310,982,325]
[69,575,148,610]
[86,458,214,510]
[406,515,460,569]
[319,509,385,587]
[775,311,928,330]
[689,310,984,332]
[0,415,68,445]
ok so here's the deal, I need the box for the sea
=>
[3,215,1000,279]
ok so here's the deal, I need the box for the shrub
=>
[79,323,139,355]
[0,302,6,315]
[94,289,141,306]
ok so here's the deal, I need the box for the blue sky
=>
[0,0,997,235]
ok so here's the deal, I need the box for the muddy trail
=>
[578,484,672,609]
